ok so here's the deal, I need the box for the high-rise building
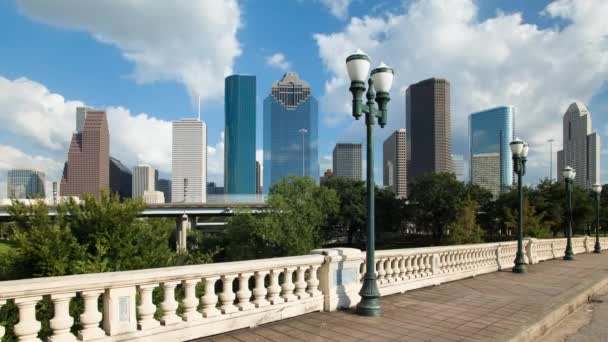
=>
[225,75,256,195]
[383,129,407,198]
[109,157,132,200]
[557,102,601,188]
[263,72,319,192]
[320,169,334,185]
[157,179,172,203]
[76,106,90,133]
[207,182,224,195]
[469,106,515,194]
[143,190,165,204]
[255,161,262,194]
[406,78,451,181]
[451,154,465,182]
[132,164,156,199]
[172,119,207,203]
[332,143,362,180]
[7,169,46,199]
[471,153,501,196]
[60,108,109,199]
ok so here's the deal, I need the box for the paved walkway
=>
[196,252,608,342]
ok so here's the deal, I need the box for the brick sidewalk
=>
[195,252,608,342]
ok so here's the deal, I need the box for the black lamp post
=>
[592,184,602,253]
[563,166,576,260]
[346,49,394,317]
[510,139,528,273]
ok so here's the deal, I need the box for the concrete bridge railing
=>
[1,236,606,341]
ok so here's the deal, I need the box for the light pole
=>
[592,184,602,253]
[510,139,528,273]
[298,128,308,177]
[547,139,554,181]
[563,166,576,260]
[346,49,394,317]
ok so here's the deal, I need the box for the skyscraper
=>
[557,102,601,188]
[469,106,515,194]
[332,143,362,180]
[60,108,109,199]
[109,157,132,200]
[172,119,207,203]
[255,161,262,194]
[157,179,172,203]
[383,129,407,198]
[263,72,319,192]
[406,78,451,180]
[471,153,501,195]
[225,75,256,195]
[7,169,46,199]
[320,169,334,185]
[132,164,156,199]
[451,154,465,182]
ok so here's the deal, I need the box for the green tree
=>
[322,177,365,244]
[529,179,565,237]
[375,186,406,240]
[407,172,467,244]
[225,176,339,260]
[447,199,483,245]
[504,197,552,238]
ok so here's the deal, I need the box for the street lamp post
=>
[510,139,528,273]
[592,184,602,253]
[298,128,308,177]
[563,166,576,260]
[346,49,394,317]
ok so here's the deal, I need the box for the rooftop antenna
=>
[197,93,201,121]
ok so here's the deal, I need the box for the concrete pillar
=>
[176,214,189,253]
[310,247,363,311]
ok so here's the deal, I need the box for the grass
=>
[0,240,16,255]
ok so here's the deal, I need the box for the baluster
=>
[236,273,254,311]
[281,267,297,302]
[252,271,270,307]
[307,265,322,297]
[219,275,238,314]
[425,254,432,275]
[49,293,76,342]
[295,266,310,299]
[200,276,221,317]
[14,296,42,342]
[0,299,5,339]
[268,269,285,304]
[377,259,386,283]
[78,291,106,341]
[182,279,202,321]
[160,281,181,325]
[137,284,160,330]
[398,257,407,280]
[406,256,413,278]
[385,258,394,282]
[418,255,427,276]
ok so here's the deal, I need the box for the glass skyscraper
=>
[224,75,256,194]
[263,72,319,193]
[469,106,515,195]
[7,169,46,199]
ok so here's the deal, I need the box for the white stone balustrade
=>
[0,238,604,342]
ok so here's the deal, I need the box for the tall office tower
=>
[406,78,451,181]
[142,190,165,204]
[471,153,501,195]
[320,169,334,185]
[109,157,132,200]
[75,106,90,133]
[132,164,156,199]
[451,154,465,182]
[557,102,601,188]
[225,75,256,195]
[332,143,362,180]
[60,108,109,199]
[263,72,319,192]
[383,129,407,198]
[157,179,172,203]
[207,182,224,195]
[172,119,207,203]
[255,161,262,194]
[469,106,515,195]
[7,169,46,199]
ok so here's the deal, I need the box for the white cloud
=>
[321,0,352,19]
[314,0,608,182]
[0,76,226,186]
[266,53,292,71]
[0,145,63,198]
[16,0,242,102]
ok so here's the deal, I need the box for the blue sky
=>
[0,0,607,196]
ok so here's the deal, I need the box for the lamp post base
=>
[512,252,526,273]
[594,242,601,254]
[564,253,574,260]
[512,263,526,273]
[356,277,381,317]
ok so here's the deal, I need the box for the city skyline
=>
[1,1,608,198]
